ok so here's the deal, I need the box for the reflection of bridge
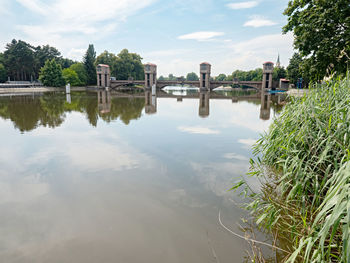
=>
[96,89,276,119]
[97,62,275,91]
[109,79,262,90]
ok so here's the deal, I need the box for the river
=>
[0,89,283,262]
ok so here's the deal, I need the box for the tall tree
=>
[283,0,350,80]
[62,68,80,86]
[0,64,7,83]
[70,63,87,85]
[287,53,304,85]
[3,39,35,81]
[83,44,97,85]
[39,59,65,87]
[215,74,226,81]
[114,49,144,80]
[95,51,117,76]
[34,45,61,77]
[186,72,199,81]
[272,67,287,81]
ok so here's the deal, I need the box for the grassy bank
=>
[239,75,350,262]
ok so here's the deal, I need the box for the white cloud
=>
[178,31,225,41]
[178,126,220,134]
[244,16,277,27]
[14,0,156,60]
[227,1,258,10]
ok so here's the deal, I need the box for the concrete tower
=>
[200,62,211,90]
[96,64,110,88]
[262,62,274,90]
[144,63,157,89]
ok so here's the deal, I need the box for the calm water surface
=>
[0,90,281,262]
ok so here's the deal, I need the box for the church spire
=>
[276,53,281,68]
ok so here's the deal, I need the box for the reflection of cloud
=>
[238,138,256,149]
[0,174,49,204]
[191,161,250,197]
[178,126,220,134]
[223,153,248,161]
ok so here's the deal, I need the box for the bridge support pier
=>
[144,63,157,89]
[200,62,211,90]
[96,64,110,88]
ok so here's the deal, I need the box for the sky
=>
[0,0,295,76]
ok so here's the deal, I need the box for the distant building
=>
[276,54,281,68]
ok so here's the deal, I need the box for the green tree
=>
[70,63,87,85]
[286,53,303,85]
[114,49,144,80]
[158,75,165,81]
[62,68,80,86]
[58,58,75,69]
[39,59,65,87]
[95,51,117,75]
[283,0,350,80]
[273,67,287,81]
[186,72,199,81]
[215,74,226,81]
[83,44,97,85]
[4,39,35,81]
[34,45,61,77]
[0,64,7,83]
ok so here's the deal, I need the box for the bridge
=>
[97,62,274,91]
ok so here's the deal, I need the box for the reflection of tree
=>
[100,97,145,125]
[40,93,66,128]
[0,92,145,132]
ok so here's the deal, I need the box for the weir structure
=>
[98,61,277,91]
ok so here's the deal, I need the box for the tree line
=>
[0,40,145,87]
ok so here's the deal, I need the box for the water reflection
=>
[0,89,286,262]
[0,90,286,132]
[199,91,210,118]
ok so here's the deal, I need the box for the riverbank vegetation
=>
[237,75,350,262]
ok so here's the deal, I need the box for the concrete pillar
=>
[262,62,274,90]
[96,64,110,88]
[144,63,157,89]
[199,91,210,118]
[200,62,211,90]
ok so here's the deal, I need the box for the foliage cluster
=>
[39,59,65,87]
[95,49,144,80]
[237,75,350,262]
[2,39,74,82]
[283,0,350,81]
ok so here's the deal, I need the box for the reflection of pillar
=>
[66,93,71,104]
[262,62,274,90]
[144,63,157,89]
[199,91,210,118]
[200,62,211,90]
[145,90,157,114]
[260,92,271,120]
[98,90,111,113]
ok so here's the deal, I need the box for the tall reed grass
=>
[238,74,350,262]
